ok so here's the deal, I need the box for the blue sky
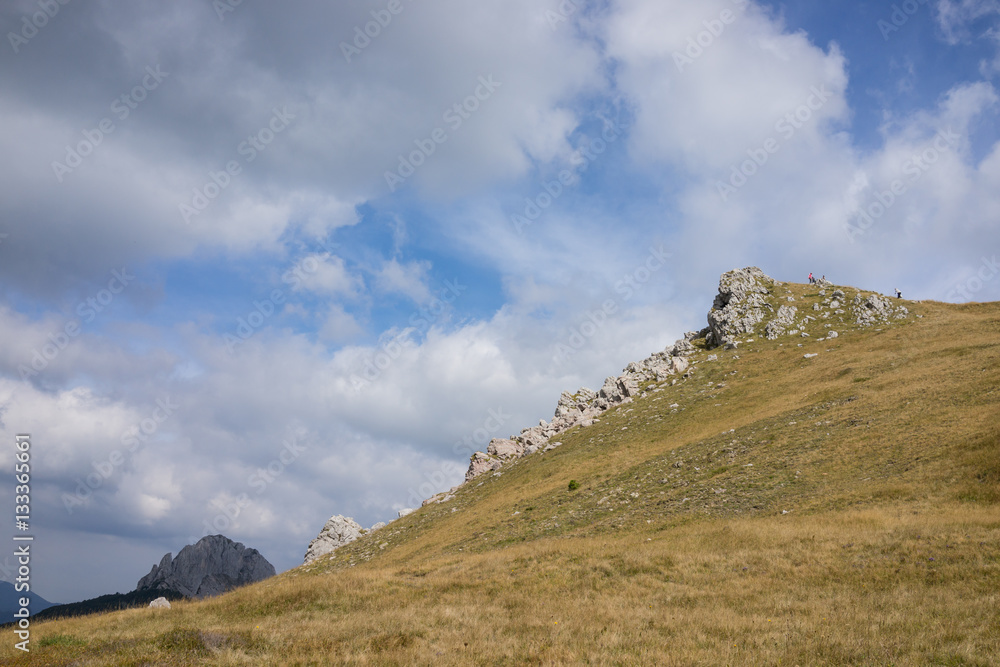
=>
[1,0,999,603]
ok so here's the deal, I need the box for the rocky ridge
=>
[458,267,910,484]
[303,267,912,561]
[136,535,275,599]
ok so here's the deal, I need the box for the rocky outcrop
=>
[488,438,525,460]
[137,535,275,599]
[303,515,363,564]
[462,266,916,485]
[466,451,503,481]
[706,267,774,348]
[765,305,798,339]
[852,293,909,326]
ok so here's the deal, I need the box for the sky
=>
[1,0,999,604]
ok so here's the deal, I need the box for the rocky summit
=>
[136,535,275,599]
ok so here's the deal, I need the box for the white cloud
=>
[319,304,364,343]
[291,254,364,296]
[936,0,1000,43]
[375,259,433,303]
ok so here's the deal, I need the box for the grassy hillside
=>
[7,280,999,666]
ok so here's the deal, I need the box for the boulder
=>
[148,597,171,609]
[137,535,275,598]
[303,515,363,564]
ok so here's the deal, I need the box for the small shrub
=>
[568,480,580,491]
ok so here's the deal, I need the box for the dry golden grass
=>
[6,283,998,666]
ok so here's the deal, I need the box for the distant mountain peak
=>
[136,534,275,599]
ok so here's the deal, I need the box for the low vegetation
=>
[7,282,998,665]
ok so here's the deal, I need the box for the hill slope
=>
[6,274,999,666]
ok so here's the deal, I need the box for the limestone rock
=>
[137,535,275,598]
[488,438,524,460]
[148,597,171,609]
[302,515,363,565]
[465,452,502,482]
[706,267,774,348]
[669,338,697,357]
[852,293,908,326]
[397,508,415,518]
[764,304,797,340]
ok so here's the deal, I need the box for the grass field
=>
[6,281,998,665]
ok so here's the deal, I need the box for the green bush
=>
[568,480,580,491]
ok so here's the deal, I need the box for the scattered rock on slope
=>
[852,293,908,326]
